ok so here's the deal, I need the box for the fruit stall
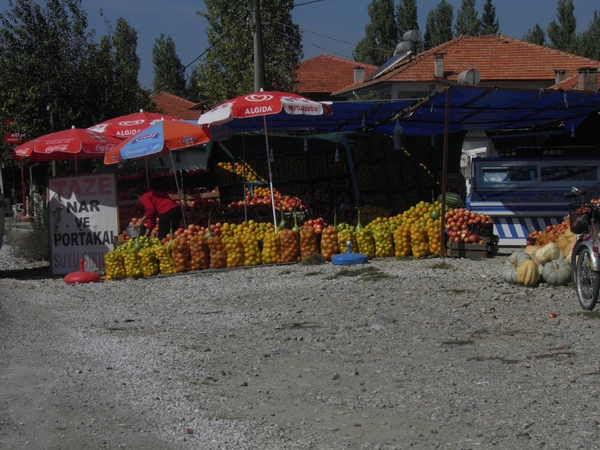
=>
[102,127,502,279]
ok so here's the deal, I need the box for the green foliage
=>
[423,0,454,50]
[353,0,399,66]
[396,0,418,37]
[522,24,546,46]
[480,0,500,35]
[0,0,96,139]
[152,34,187,97]
[0,0,151,166]
[197,0,302,106]
[578,12,600,61]
[111,19,152,115]
[186,67,205,103]
[547,0,577,53]
[455,0,480,37]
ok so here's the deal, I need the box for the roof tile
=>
[334,35,600,94]
[151,92,207,120]
[295,54,377,96]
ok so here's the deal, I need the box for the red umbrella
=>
[197,91,332,230]
[88,111,180,138]
[197,91,332,125]
[11,128,122,172]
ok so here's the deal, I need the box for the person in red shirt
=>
[129,187,182,239]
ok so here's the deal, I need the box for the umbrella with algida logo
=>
[197,90,332,230]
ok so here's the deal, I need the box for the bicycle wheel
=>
[574,245,600,310]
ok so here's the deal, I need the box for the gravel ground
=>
[1,231,600,450]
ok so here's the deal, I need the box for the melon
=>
[437,192,462,209]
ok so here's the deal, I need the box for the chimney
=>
[577,67,598,91]
[554,69,567,85]
[434,55,444,78]
[354,67,365,83]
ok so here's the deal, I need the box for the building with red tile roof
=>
[151,91,208,120]
[294,54,377,101]
[332,35,600,100]
[549,67,600,91]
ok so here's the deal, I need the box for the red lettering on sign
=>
[97,176,112,195]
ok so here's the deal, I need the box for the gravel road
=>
[1,238,599,450]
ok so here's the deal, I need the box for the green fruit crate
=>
[445,235,499,258]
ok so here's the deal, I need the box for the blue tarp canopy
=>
[212,86,600,136]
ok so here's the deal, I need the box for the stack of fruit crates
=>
[445,224,499,258]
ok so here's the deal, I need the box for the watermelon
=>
[437,192,462,208]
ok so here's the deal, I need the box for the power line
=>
[183,11,249,70]
[274,27,354,60]
[296,25,358,48]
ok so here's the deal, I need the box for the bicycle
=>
[566,187,600,310]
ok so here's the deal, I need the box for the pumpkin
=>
[557,235,574,252]
[542,258,571,286]
[564,240,576,264]
[502,260,518,284]
[509,250,531,267]
[524,245,540,264]
[535,242,560,266]
[503,251,532,284]
[516,259,540,286]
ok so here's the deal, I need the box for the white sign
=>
[48,174,118,275]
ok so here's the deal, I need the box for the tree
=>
[480,0,499,35]
[0,0,96,141]
[152,34,187,98]
[578,12,600,60]
[546,0,577,53]
[522,24,546,46]
[186,67,204,103]
[396,0,418,38]
[112,19,151,114]
[423,0,454,50]
[0,0,150,161]
[196,0,302,106]
[353,0,399,66]
[455,0,480,37]
[87,18,152,122]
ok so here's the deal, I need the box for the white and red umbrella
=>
[198,91,332,230]
[11,127,122,172]
[88,111,180,138]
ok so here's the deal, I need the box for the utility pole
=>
[253,0,265,91]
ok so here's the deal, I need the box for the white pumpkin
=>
[535,242,561,266]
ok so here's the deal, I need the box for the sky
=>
[1,0,599,90]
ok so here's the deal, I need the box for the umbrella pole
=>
[262,116,278,233]
[168,151,187,229]
[20,163,26,213]
[242,121,248,223]
[145,158,150,188]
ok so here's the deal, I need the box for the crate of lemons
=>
[104,200,457,280]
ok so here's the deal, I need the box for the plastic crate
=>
[468,222,494,237]
[568,203,590,234]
